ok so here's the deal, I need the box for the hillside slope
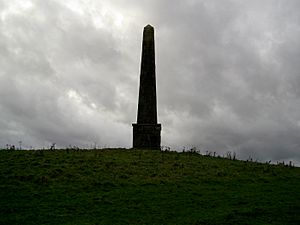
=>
[0,149,299,225]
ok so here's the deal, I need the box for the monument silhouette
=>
[132,25,161,149]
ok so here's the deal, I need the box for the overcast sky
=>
[1,0,300,164]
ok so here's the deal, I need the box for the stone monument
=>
[132,24,161,149]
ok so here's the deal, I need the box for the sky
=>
[1,0,300,164]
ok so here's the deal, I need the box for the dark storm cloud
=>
[1,0,300,164]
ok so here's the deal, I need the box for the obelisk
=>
[132,24,161,149]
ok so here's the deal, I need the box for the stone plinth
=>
[132,124,161,149]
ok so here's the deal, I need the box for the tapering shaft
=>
[137,25,157,124]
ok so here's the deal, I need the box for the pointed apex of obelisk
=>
[145,24,153,29]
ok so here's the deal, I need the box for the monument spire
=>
[132,25,161,149]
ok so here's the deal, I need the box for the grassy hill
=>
[0,149,299,225]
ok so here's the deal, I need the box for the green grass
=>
[0,149,300,225]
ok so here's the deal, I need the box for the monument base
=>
[132,124,161,149]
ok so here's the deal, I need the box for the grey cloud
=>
[1,0,300,164]
[0,0,132,148]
